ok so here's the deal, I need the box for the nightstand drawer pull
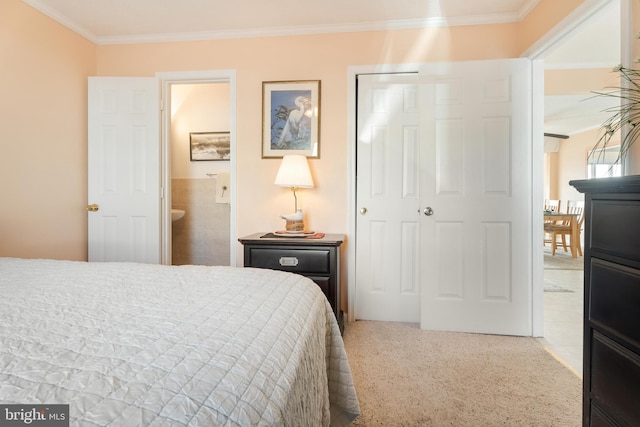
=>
[279,256,299,267]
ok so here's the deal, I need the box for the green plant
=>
[588,35,640,166]
[589,66,640,165]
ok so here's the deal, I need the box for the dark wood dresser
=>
[571,176,640,426]
[238,233,344,332]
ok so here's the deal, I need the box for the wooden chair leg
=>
[551,232,557,256]
[561,234,568,252]
[576,233,583,256]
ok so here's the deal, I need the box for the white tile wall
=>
[171,178,230,266]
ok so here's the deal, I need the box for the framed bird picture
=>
[262,80,320,158]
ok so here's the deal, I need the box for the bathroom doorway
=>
[159,71,237,267]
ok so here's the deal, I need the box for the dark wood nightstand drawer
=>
[239,233,345,333]
[247,248,330,274]
[306,276,330,299]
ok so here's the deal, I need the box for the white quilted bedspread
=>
[0,258,360,426]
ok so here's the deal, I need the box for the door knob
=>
[360,207,368,215]
[423,207,434,216]
[87,203,99,212]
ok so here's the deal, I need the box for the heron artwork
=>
[270,92,312,150]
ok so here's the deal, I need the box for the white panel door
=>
[355,73,421,322]
[419,59,532,335]
[88,77,161,263]
[354,59,532,336]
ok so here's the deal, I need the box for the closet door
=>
[355,73,421,322]
[419,59,533,336]
[355,59,533,336]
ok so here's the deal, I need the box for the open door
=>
[87,77,161,263]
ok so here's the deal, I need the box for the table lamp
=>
[274,154,314,232]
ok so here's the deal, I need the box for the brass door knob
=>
[87,203,99,212]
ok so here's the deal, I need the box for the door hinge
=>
[160,187,165,199]
[160,98,165,111]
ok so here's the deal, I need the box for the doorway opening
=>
[158,70,237,267]
[169,82,231,266]
[529,0,625,374]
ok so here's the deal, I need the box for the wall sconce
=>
[274,154,314,232]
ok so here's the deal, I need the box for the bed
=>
[0,257,360,426]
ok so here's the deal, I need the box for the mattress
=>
[0,258,360,426]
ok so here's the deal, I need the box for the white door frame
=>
[156,70,237,266]
[521,0,628,336]
[347,0,629,335]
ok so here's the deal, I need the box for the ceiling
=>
[24,0,541,44]
[23,0,621,137]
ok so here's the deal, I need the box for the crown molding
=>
[96,13,524,45]
[22,0,527,46]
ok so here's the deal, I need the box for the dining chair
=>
[543,199,561,246]
[546,200,585,256]
[544,199,561,212]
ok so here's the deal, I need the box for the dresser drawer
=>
[591,200,640,261]
[591,331,640,425]
[590,259,640,347]
[247,248,330,274]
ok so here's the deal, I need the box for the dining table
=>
[544,211,580,258]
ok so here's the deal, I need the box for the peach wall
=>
[170,83,231,178]
[96,25,520,263]
[544,151,560,200]
[545,68,619,95]
[1,1,586,262]
[0,0,96,260]
[543,67,620,205]
[518,0,583,53]
[556,128,602,202]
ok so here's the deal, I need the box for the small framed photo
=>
[189,132,230,161]
[262,80,320,158]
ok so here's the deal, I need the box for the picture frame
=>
[262,80,320,158]
[189,132,230,161]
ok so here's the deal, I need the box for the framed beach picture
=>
[189,132,231,161]
[262,80,320,158]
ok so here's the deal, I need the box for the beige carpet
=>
[543,245,584,270]
[342,321,582,426]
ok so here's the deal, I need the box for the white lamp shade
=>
[274,155,314,188]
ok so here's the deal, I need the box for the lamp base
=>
[285,219,305,232]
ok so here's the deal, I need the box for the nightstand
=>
[239,233,344,332]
